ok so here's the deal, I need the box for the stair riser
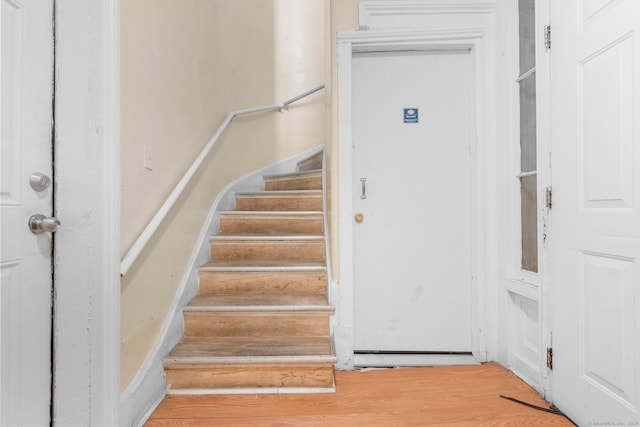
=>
[198,271,327,295]
[184,313,330,338]
[165,365,335,390]
[219,217,323,235]
[235,197,322,212]
[264,176,322,191]
[210,242,325,263]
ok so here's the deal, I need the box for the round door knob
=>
[28,214,61,234]
[355,212,364,223]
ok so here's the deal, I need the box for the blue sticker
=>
[403,108,419,123]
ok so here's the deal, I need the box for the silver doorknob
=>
[28,214,61,234]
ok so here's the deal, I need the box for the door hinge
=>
[546,187,553,209]
[544,25,551,49]
[546,347,553,370]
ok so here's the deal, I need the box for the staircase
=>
[163,151,336,394]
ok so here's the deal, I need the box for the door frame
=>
[53,1,120,424]
[500,0,554,397]
[334,28,489,368]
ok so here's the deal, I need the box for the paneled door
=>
[1,0,55,424]
[352,50,473,361]
[550,0,640,423]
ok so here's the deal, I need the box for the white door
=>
[550,0,640,423]
[1,0,54,424]
[352,50,473,358]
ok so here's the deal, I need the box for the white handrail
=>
[120,84,325,276]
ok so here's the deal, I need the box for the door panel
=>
[352,51,472,353]
[551,0,640,423]
[1,0,54,424]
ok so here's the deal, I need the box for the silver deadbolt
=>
[28,214,61,234]
[29,173,51,192]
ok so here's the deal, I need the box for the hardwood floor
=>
[146,362,575,426]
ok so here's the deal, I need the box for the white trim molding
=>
[335,3,499,370]
[360,0,496,24]
[359,1,496,30]
[338,27,484,46]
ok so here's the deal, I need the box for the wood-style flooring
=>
[146,362,575,426]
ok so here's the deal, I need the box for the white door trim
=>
[499,0,554,397]
[53,1,120,424]
[334,28,488,368]
[359,0,497,25]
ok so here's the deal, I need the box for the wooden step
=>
[235,191,322,212]
[164,336,336,392]
[219,211,323,235]
[164,361,335,393]
[297,151,323,172]
[183,292,333,336]
[209,235,325,264]
[183,310,332,338]
[185,294,329,311]
[167,336,333,358]
[263,170,322,191]
[198,263,327,296]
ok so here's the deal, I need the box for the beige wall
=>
[120,0,326,390]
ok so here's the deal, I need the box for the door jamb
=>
[53,1,120,424]
[536,0,553,401]
[334,28,487,368]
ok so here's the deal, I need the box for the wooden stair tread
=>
[186,294,329,309]
[219,211,322,217]
[210,234,323,242]
[200,261,327,270]
[219,211,323,236]
[235,191,322,212]
[263,170,322,190]
[263,169,322,181]
[238,190,321,197]
[185,295,332,312]
[165,355,336,367]
[197,267,327,296]
[166,336,333,360]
